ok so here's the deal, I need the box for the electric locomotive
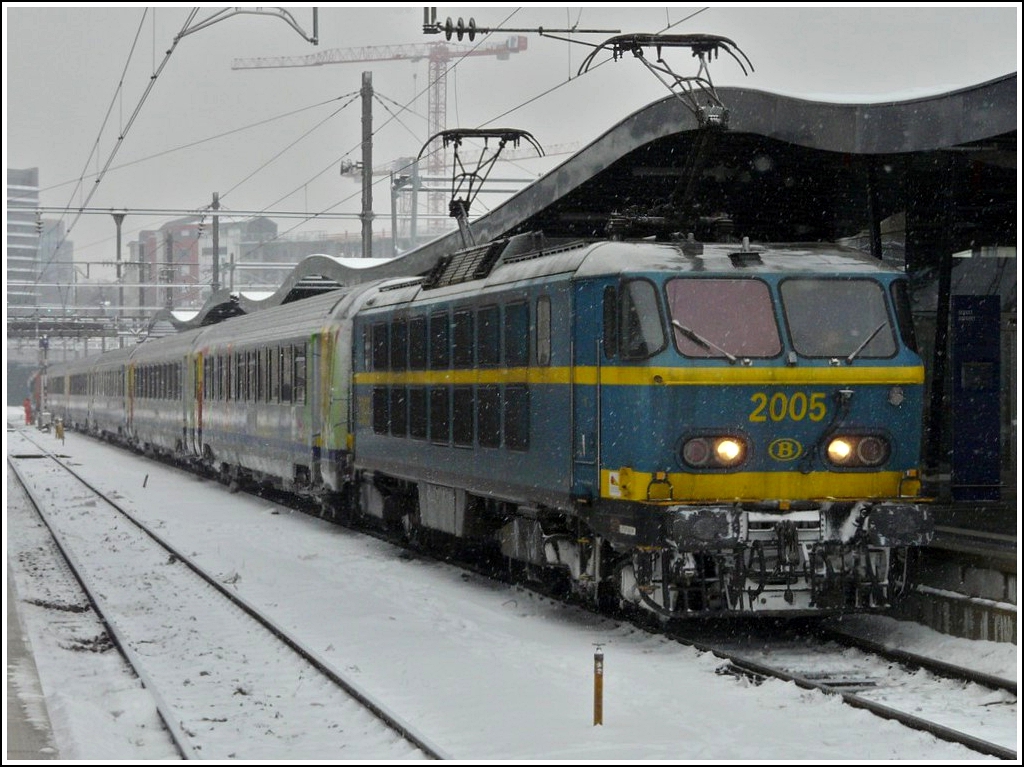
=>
[351,232,933,616]
[40,230,933,619]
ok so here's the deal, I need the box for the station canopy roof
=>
[156,73,1016,332]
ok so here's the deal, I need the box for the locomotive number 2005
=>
[749,391,827,423]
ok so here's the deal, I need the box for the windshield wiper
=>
[671,320,738,363]
[845,321,887,364]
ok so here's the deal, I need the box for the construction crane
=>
[232,37,528,223]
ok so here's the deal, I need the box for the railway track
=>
[8,420,1015,760]
[8,430,443,760]
[667,620,1017,760]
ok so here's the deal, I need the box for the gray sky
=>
[4,4,1020,281]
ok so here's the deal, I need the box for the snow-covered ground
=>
[5,410,1020,760]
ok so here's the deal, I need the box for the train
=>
[40,231,934,617]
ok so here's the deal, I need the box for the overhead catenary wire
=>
[41,8,713,282]
[38,8,201,285]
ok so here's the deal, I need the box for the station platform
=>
[6,566,60,760]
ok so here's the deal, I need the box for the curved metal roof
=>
[152,73,1016,333]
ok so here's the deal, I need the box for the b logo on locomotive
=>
[768,438,804,462]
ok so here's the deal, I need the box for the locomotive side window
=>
[781,278,896,359]
[409,316,427,370]
[667,278,780,359]
[453,310,474,367]
[390,387,408,437]
[536,296,551,366]
[429,387,450,443]
[429,312,450,369]
[477,306,500,366]
[408,387,427,439]
[504,301,529,366]
[477,385,501,448]
[391,319,408,370]
[372,323,389,370]
[890,279,919,353]
[372,387,389,434]
[621,279,665,360]
[505,384,530,451]
[452,386,474,446]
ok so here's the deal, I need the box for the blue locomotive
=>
[44,232,933,617]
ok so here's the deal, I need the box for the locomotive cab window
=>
[781,278,897,359]
[666,278,780,359]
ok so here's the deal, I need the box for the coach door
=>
[190,353,201,456]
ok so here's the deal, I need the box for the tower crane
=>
[232,37,528,220]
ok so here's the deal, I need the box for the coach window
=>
[477,306,499,366]
[271,346,281,401]
[453,386,474,446]
[280,346,293,402]
[248,351,259,402]
[453,310,474,368]
[536,296,551,366]
[429,387,450,444]
[224,355,232,401]
[409,316,427,370]
[294,345,307,404]
[504,301,529,367]
[259,351,267,401]
[620,279,665,360]
[265,349,274,402]
[429,311,450,369]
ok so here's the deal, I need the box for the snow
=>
[4,407,1020,761]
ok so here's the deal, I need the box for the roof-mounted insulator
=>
[729,237,762,266]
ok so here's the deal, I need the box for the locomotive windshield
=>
[780,278,897,359]
[666,278,782,358]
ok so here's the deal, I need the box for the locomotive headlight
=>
[714,438,743,465]
[682,437,712,467]
[827,438,854,464]
[681,436,746,469]
[855,435,889,466]
[826,435,890,468]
